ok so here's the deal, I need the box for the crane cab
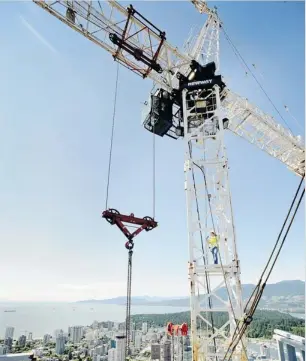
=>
[142,89,174,137]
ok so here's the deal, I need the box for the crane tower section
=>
[182,70,245,361]
[182,12,246,361]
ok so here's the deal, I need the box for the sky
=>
[0,1,304,302]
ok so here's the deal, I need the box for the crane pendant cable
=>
[105,63,119,210]
[222,174,305,361]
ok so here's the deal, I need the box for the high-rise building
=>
[151,333,158,342]
[54,329,64,338]
[151,344,161,360]
[43,334,51,345]
[92,321,99,330]
[107,322,113,331]
[5,327,14,340]
[0,346,7,355]
[108,348,116,361]
[177,337,183,361]
[131,330,136,344]
[70,326,83,343]
[18,335,26,348]
[260,344,271,359]
[92,351,97,361]
[135,334,142,349]
[28,332,33,341]
[115,335,126,361]
[95,346,104,356]
[55,334,65,355]
[142,323,148,334]
[4,338,13,351]
[163,341,171,361]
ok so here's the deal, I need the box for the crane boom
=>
[33,1,304,176]
[33,0,191,91]
[222,89,305,176]
[191,0,214,15]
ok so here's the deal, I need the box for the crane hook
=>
[125,241,134,250]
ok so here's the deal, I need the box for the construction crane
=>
[32,2,305,361]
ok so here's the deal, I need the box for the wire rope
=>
[221,25,294,134]
[222,175,305,361]
[105,63,119,209]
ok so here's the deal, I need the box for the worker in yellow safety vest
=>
[207,231,219,264]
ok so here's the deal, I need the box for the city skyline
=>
[0,1,304,302]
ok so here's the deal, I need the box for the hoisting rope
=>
[105,63,120,209]
[221,24,294,134]
[284,104,304,133]
[152,104,156,219]
[125,240,134,359]
[103,65,158,360]
[222,174,305,361]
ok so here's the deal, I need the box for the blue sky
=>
[0,1,304,302]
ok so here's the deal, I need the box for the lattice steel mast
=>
[182,9,246,361]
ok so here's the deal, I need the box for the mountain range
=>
[78,280,305,312]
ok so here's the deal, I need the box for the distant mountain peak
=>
[77,280,305,312]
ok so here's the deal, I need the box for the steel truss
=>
[183,85,246,361]
[33,0,190,90]
[222,89,305,176]
[34,1,304,176]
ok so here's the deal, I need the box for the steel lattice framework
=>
[33,0,191,91]
[222,89,305,176]
[181,12,247,361]
[183,84,246,361]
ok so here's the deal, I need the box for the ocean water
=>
[0,303,189,339]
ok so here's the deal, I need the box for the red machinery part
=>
[102,208,158,241]
[166,322,188,336]
[181,322,188,336]
[167,322,174,335]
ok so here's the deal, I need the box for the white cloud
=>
[19,15,58,54]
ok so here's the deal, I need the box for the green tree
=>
[291,326,305,337]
